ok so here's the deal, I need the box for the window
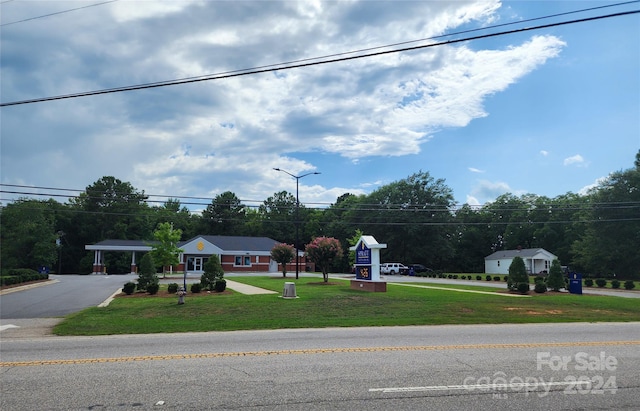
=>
[235,255,252,266]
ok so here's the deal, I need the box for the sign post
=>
[349,235,387,292]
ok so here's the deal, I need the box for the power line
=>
[1,9,638,107]
[2,185,639,214]
[0,0,118,27]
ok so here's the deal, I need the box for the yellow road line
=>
[2,340,639,367]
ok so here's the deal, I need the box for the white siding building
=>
[484,248,557,275]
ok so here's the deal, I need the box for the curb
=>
[98,287,124,307]
[0,279,59,295]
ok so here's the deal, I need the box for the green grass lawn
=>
[53,276,640,336]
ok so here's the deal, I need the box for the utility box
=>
[568,273,582,295]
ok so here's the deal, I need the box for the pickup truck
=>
[380,263,408,275]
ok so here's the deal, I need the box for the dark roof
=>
[93,239,154,247]
[189,235,279,252]
[485,248,554,260]
[89,236,279,252]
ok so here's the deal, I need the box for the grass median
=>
[53,276,640,336]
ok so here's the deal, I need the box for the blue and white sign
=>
[355,242,371,265]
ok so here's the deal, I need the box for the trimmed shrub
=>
[624,280,635,290]
[595,279,607,288]
[137,253,159,291]
[190,283,202,293]
[517,282,530,294]
[167,283,179,294]
[122,282,136,295]
[493,276,501,282]
[147,283,160,295]
[214,279,227,292]
[201,255,225,291]
[486,275,492,281]
[453,275,458,279]
[611,279,620,289]
[476,275,482,281]
[534,283,547,293]
[546,259,566,292]
[508,256,528,292]
[584,279,594,287]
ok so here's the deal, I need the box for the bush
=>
[507,256,529,292]
[546,259,565,292]
[214,279,227,292]
[122,282,136,295]
[137,253,159,291]
[452,275,458,279]
[584,279,594,287]
[190,283,202,293]
[517,282,530,294]
[624,280,635,290]
[461,275,466,280]
[476,275,482,281]
[486,275,492,281]
[147,283,160,295]
[611,279,620,289]
[534,283,547,293]
[167,283,179,294]
[493,276,501,282]
[595,279,607,288]
[201,255,225,291]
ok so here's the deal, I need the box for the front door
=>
[187,257,208,273]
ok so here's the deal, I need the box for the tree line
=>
[2,151,639,279]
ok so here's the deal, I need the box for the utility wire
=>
[0,0,118,27]
[1,9,638,107]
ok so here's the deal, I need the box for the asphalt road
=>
[1,323,639,410]
[1,273,639,410]
[0,274,137,319]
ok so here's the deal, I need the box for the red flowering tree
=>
[270,243,296,278]
[305,236,343,282]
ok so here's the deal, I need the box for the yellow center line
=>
[2,340,639,367]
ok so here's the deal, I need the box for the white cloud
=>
[468,167,485,173]
[0,0,574,209]
[540,150,549,156]
[564,154,586,166]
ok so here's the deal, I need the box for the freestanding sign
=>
[350,235,386,291]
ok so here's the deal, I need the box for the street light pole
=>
[273,168,321,279]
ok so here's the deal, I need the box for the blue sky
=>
[1,1,638,211]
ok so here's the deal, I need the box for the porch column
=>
[92,250,103,275]
[130,251,137,275]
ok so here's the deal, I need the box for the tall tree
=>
[362,171,455,268]
[258,191,298,244]
[0,199,59,270]
[201,191,246,235]
[572,151,640,278]
[152,199,194,239]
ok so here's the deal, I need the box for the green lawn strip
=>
[53,277,640,336]
[395,282,506,293]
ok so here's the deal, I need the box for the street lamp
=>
[273,168,321,279]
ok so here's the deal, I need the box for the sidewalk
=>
[225,280,277,295]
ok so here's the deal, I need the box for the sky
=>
[1,0,639,212]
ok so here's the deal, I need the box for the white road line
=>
[370,381,574,393]
[0,324,21,332]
